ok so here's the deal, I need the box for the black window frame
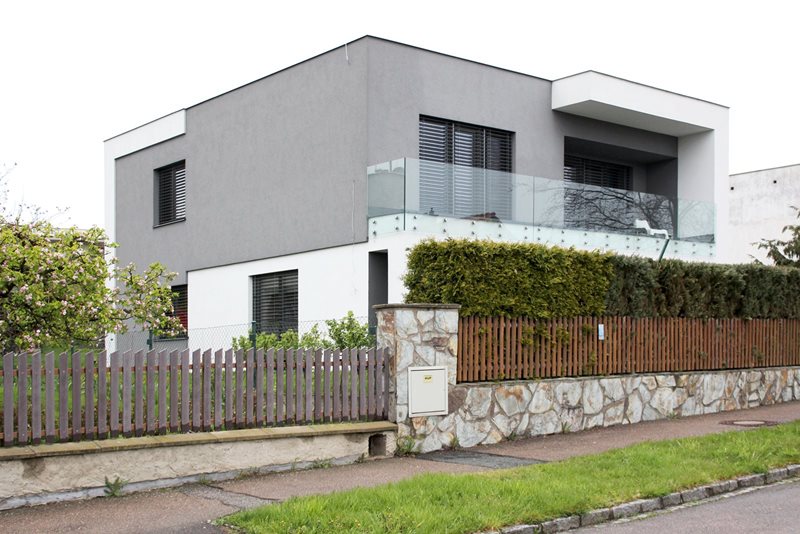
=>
[154,160,186,227]
[252,270,298,335]
[563,154,632,190]
[155,284,188,340]
[418,116,514,220]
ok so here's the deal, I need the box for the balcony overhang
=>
[552,71,727,137]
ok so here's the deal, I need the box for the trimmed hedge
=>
[403,240,612,319]
[403,239,800,319]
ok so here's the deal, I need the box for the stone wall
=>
[375,304,460,429]
[375,305,800,454]
[409,368,800,453]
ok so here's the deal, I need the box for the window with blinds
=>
[563,154,632,190]
[155,161,186,226]
[252,270,298,334]
[419,116,513,220]
[171,285,188,330]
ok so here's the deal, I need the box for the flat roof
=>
[107,35,726,141]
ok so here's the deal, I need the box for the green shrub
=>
[230,312,374,350]
[403,239,612,318]
[325,311,375,349]
[404,239,800,319]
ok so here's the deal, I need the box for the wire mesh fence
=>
[113,317,373,353]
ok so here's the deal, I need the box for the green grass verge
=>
[221,421,800,533]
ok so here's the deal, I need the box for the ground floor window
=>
[252,270,298,334]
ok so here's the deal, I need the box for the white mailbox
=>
[408,366,448,417]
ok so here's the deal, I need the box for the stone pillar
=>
[374,304,460,438]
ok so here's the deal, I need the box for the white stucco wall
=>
[729,164,800,263]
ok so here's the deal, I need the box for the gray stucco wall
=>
[115,36,680,284]
[365,38,676,182]
[115,40,370,284]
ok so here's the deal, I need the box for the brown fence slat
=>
[45,352,55,443]
[286,349,295,424]
[181,350,191,432]
[31,351,42,444]
[110,352,121,438]
[134,351,144,438]
[122,351,132,438]
[85,352,95,440]
[4,354,15,446]
[72,351,82,441]
[158,351,167,434]
[146,351,156,434]
[58,352,69,441]
[350,348,358,421]
[97,351,107,439]
[295,348,303,424]
[358,348,367,419]
[17,353,28,445]
[215,350,224,429]
[367,348,376,419]
[256,349,265,427]
[204,350,213,430]
[170,351,180,432]
[245,349,255,426]
[192,350,202,431]
[305,349,313,424]
[224,349,234,427]
[324,349,333,422]
[266,348,275,425]
[333,349,342,422]
[276,348,285,424]
[314,349,323,423]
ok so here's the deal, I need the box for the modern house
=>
[104,36,729,351]
[729,163,800,263]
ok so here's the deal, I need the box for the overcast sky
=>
[2,0,798,229]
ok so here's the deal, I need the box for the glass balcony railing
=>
[368,158,715,243]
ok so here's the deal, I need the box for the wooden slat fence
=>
[0,347,389,447]
[457,316,800,383]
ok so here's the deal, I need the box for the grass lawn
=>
[221,421,800,533]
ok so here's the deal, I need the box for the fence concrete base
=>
[0,421,396,509]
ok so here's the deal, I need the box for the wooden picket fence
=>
[0,347,389,447]
[457,316,800,383]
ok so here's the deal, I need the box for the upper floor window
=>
[564,154,632,190]
[418,116,513,220]
[155,161,186,226]
[252,270,298,335]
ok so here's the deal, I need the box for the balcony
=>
[368,158,715,258]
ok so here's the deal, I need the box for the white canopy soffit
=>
[552,71,727,136]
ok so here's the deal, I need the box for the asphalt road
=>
[577,479,800,533]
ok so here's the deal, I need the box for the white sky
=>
[2,0,799,229]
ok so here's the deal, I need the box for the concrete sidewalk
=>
[1,402,798,534]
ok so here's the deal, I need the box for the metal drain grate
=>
[720,420,778,427]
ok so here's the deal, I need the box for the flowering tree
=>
[0,169,183,352]
[0,219,183,352]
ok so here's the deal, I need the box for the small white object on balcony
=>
[634,219,669,239]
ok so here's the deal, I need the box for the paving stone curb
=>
[497,465,800,534]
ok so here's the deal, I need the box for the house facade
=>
[104,36,729,351]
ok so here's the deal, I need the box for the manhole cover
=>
[418,450,546,469]
[721,420,778,427]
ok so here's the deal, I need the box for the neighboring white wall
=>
[729,164,800,263]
